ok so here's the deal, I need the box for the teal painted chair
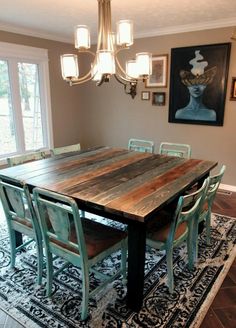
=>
[193,165,226,262]
[146,178,209,293]
[128,138,154,153]
[33,187,127,321]
[50,143,81,156]
[7,151,46,167]
[0,176,43,285]
[159,142,191,159]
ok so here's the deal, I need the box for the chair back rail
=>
[50,143,81,156]
[7,151,46,167]
[159,142,191,159]
[128,138,154,153]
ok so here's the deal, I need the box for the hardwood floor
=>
[0,190,235,328]
[200,190,236,328]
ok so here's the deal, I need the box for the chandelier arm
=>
[69,50,96,83]
[114,74,137,99]
[68,75,93,85]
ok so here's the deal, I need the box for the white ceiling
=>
[0,0,236,43]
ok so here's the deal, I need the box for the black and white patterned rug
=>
[0,213,235,328]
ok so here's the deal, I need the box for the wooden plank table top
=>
[0,146,217,223]
[0,146,217,312]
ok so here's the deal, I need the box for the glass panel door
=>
[18,62,44,151]
[0,60,17,156]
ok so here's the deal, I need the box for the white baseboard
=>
[220,184,236,192]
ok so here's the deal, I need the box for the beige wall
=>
[78,27,236,186]
[0,27,235,185]
[0,30,85,148]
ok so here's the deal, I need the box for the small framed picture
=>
[141,91,150,100]
[146,54,168,88]
[230,77,236,100]
[152,92,166,106]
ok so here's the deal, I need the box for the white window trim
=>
[0,42,53,162]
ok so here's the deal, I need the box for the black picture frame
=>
[152,92,166,106]
[230,77,236,101]
[168,43,231,126]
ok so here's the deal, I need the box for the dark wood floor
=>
[200,190,236,328]
[0,190,235,327]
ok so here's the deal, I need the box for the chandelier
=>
[60,0,152,98]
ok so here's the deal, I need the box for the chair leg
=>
[9,230,16,268]
[166,248,174,293]
[187,234,194,270]
[81,265,90,321]
[206,210,211,245]
[35,238,44,285]
[46,251,53,297]
[121,239,127,282]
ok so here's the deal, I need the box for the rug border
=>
[0,214,235,328]
[190,243,236,328]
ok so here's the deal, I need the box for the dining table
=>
[0,146,217,311]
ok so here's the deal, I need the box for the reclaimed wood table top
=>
[0,146,217,222]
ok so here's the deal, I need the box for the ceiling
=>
[0,0,236,43]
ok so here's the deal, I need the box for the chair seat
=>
[50,218,127,259]
[147,212,187,243]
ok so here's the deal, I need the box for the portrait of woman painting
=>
[168,43,231,126]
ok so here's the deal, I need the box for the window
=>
[0,42,52,159]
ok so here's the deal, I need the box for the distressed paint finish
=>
[0,146,217,312]
[0,146,217,222]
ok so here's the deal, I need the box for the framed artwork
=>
[141,91,150,100]
[146,54,168,88]
[230,77,236,100]
[168,43,231,126]
[152,92,166,106]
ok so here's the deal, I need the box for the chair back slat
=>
[7,151,46,167]
[0,178,33,226]
[5,186,26,218]
[48,205,72,243]
[51,143,81,156]
[128,138,154,153]
[159,142,191,159]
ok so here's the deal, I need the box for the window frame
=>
[0,42,53,160]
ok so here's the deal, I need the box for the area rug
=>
[0,213,235,328]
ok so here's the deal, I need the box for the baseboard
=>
[220,184,236,192]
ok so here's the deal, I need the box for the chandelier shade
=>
[60,0,152,98]
[60,54,79,79]
[74,25,90,49]
[116,20,133,46]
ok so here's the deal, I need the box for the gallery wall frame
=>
[168,43,231,126]
[145,54,168,88]
[152,92,166,106]
[230,77,236,100]
[141,91,150,100]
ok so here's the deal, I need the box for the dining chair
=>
[146,177,209,293]
[7,151,46,167]
[0,176,43,285]
[128,138,154,153]
[192,165,226,263]
[159,142,191,159]
[33,187,127,320]
[50,143,81,156]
